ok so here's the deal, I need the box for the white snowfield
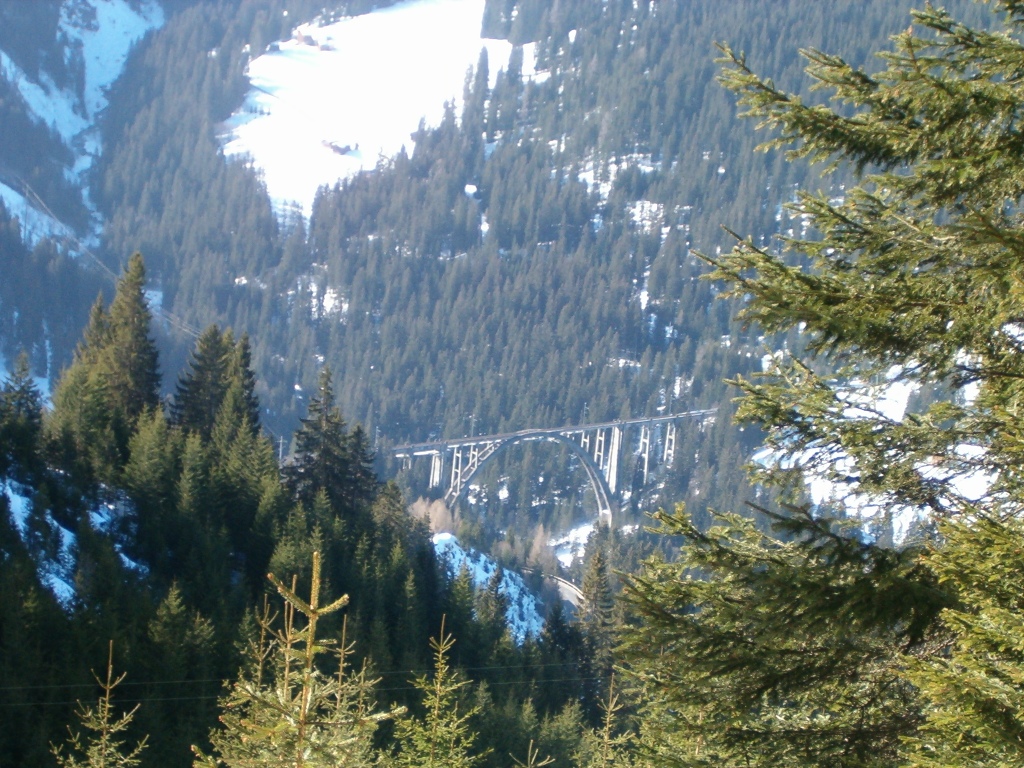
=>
[221,0,530,216]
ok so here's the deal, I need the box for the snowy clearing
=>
[220,0,521,216]
[548,522,594,568]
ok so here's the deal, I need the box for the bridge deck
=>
[393,409,717,456]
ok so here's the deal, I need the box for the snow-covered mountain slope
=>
[0,0,163,244]
[433,532,544,642]
[220,0,529,216]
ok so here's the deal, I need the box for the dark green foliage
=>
[46,254,160,486]
[173,326,262,440]
[623,507,941,767]
[284,367,380,532]
[285,367,355,509]
[172,325,233,439]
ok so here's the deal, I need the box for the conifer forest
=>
[5,0,1024,765]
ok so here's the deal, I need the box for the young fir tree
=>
[576,676,634,768]
[51,642,148,768]
[195,551,397,768]
[390,620,485,768]
[627,1,1024,765]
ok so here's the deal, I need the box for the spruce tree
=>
[285,367,353,511]
[51,642,148,768]
[100,253,160,431]
[174,327,261,441]
[229,332,262,436]
[391,621,485,768]
[627,2,1024,765]
[623,507,937,767]
[0,351,42,483]
[580,548,615,682]
[173,325,232,440]
[196,551,397,768]
[47,254,160,484]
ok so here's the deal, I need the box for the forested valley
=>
[3,0,987,536]
[5,0,1024,767]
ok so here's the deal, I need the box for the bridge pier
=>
[451,447,464,497]
[639,424,651,484]
[429,452,443,488]
[607,426,622,494]
[663,423,677,466]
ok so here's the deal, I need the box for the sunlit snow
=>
[432,532,544,641]
[0,183,75,248]
[221,0,521,216]
[60,0,164,125]
[3,481,146,607]
[3,482,75,605]
[6,0,163,163]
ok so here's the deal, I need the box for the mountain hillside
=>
[0,0,989,549]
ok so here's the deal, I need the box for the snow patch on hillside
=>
[221,0,520,216]
[0,0,162,243]
[3,483,75,605]
[59,0,164,125]
[433,532,544,641]
[3,481,144,608]
[3,0,162,156]
[0,49,87,145]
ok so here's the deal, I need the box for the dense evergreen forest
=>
[11,1,1024,767]
[1,253,617,767]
